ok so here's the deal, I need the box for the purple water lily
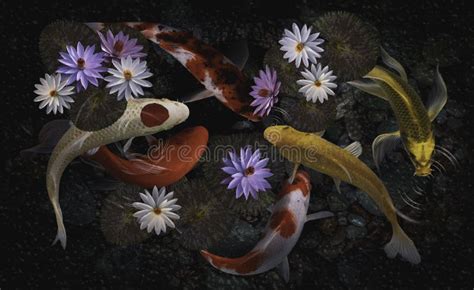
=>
[249,65,281,117]
[57,42,106,90]
[98,30,146,59]
[221,147,273,200]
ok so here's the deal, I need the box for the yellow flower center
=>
[244,166,255,176]
[77,58,85,69]
[153,208,162,215]
[123,69,133,80]
[49,90,57,97]
[296,42,304,52]
[314,80,322,87]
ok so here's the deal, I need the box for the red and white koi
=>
[200,170,333,282]
[86,22,260,122]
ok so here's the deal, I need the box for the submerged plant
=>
[69,87,127,131]
[169,179,236,251]
[221,147,273,200]
[313,11,380,81]
[279,23,324,68]
[33,73,75,115]
[132,186,181,236]
[278,95,337,132]
[264,45,300,97]
[297,63,337,104]
[39,20,100,72]
[100,184,149,246]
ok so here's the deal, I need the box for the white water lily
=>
[33,73,75,114]
[132,186,181,236]
[297,63,337,103]
[105,55,153,101]
[279,23,324,68]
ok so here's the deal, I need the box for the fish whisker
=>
[401,191,423,210]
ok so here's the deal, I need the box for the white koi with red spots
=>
[200,170,333,282]
[46,98,189,249]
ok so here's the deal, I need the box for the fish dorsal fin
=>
[380,46,408,82]
[343,141,362,158]
[221,39,249,70]
[426,65,448,122]
[347,80,389,101]
[372,131,401,171]
[312,130,325,137]
[182,89,214,103]
[277,257,290,283]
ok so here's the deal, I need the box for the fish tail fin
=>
[384,224,421,264]
[47,175,67,249]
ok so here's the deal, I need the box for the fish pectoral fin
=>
[182,88,214,103]
[306,211,334,222]
[222,39,249,70]
[426,65,448,122]
[343,141,363,158]
[348,79,389,101]
[334,160,353,183]
[380,46,408,82]
[85,146,100,156]
[372,131,401,171]
[313,130,325,137]
[333,177,342,193]
[267,204,274,213]
[277,257,290,283]
[145,135,158,146]
[288,163,300,184]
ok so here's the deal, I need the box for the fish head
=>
[405,134,435,176]
[133,98,189,134]
[263,125,289,147]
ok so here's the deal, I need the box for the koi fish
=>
[86,22,259,122]
[264,126,421,264]
[348,48,448,176]
[86,126,209,188]
[47,98,189,248]
[201,170,333,282]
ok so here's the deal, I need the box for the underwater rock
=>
[39,20,100,72]
[345,225,368,240]
[278,96,337,133]
[208,219,260,258]
[95,245,143,284]
[69,87,127,132]
[227,190,275,218]
[309,197,328,212]
[337,259,361,287]
[313,11,380,81]
[327,192,349,212]
[100,184,149,246]
[344,110,363,141]
[170,179,237,251]
[422,33,461,67]
[344,190,383,217]
[59,169,96,226]
[348,213,367,227]
[263,45,300,96]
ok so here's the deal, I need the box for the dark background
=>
[1,0,473,288]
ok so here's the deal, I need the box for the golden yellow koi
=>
[264,125,421,264]
[348,48,447,176]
